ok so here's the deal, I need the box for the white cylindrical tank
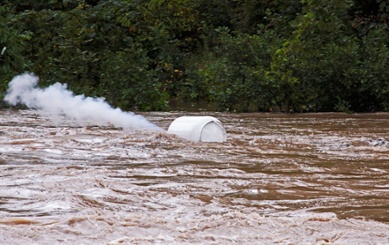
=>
[168,116,227,142]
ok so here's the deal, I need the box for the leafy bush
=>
[268,0,389,112]
[1,0,388,112]
[0,5,25,93]
[188,27,278,112]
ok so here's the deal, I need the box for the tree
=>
[0,5,25,94]
[1,0,388,112]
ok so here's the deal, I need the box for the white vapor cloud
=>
[4,73,161,130]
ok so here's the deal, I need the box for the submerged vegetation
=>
[1,0,388,112]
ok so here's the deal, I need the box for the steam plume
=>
[4,73,160,130]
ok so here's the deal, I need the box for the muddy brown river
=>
[0,109,388,244]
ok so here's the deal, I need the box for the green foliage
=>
[267,0,389,111]
[98,44,168,111]
[0,5,25,93]
[1,0,388,112]
[191,27,276,111]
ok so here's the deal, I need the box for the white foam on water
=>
[4,73,160,130]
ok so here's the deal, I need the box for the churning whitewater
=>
[4,73,160,130]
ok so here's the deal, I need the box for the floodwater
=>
[0,109,388,244]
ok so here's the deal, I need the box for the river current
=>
[0,109,388,244]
